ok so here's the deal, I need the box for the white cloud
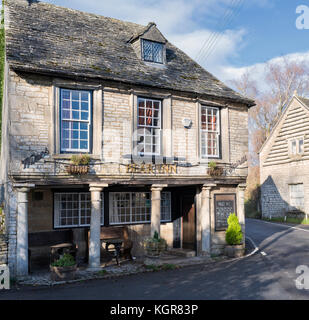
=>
[43,0,276,87]
[169,28,247,79]
[222,50,309,91]
[44,0,249,83]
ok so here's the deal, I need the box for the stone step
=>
[165,248,196,258]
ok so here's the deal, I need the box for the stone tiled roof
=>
[5,0,255,106]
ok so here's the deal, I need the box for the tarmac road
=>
[0,218,308,300]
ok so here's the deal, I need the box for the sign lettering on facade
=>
[126,164,177,174]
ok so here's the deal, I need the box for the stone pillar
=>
[150,185,167,237]
[237,183,246,233]
[200,185,212,254]
[16,187,30,278]
[88,185,107,270]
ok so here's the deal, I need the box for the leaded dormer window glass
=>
[142,39,163,63]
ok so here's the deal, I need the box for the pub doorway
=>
[181,192,196,250]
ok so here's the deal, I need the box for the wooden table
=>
[102,238,123,266]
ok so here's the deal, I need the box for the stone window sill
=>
[52,154,101,160]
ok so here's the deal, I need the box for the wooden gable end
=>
[263,98,309,167]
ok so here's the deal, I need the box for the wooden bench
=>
[28,230,77,272]
[87,226,133,263]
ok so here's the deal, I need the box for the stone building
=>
[1,0,254,278]
[260,94,309,219]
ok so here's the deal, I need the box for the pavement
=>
[0,218,308,300]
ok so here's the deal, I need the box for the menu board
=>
[214,194,236,231]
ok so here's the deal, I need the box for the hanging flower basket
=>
[66,164,89,175]
[66,154,90,175]
[208,167,224,177]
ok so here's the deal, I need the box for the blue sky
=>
[42,0,309,84]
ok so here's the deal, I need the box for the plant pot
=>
[224,244,245,258]
[144,240,167,257]
[208,167,224,176]
[66,165,89,175]
[50,265,77,282]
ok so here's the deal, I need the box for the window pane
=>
[109,192,171,225]
[54,192,103,228]
[299,139,304,153]
[72,91,80,101]
[153,42,163,63]
[137,98,161,155]
[143,40,153,61]
[291,140,297,154]
[143,40,163,63]
[290,184,304,210]
[60,89,91,152]
[201,106,219,158]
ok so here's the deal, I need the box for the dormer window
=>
[142,39,163,63]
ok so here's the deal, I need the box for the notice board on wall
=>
[214,194,237,231]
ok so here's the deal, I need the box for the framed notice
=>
[214,194,237,231]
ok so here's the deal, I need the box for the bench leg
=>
[114,243,122,266]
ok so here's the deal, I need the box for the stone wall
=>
[0,234,8,265]
[127,222,173,256]
[6,184,17,275]
[7,70,249,179]
[229,105,249,166]
[28,190,53,232]
[210,185,244,255]
[260,161,309,218]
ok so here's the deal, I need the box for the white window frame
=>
[60,88,92,153]
[54,192,104,228]
[109,192,171,225]
[200,106,220,159]
[289,137,305,156]
[142,39,164,63]
[137,97,162,156]
[289,184,305,211]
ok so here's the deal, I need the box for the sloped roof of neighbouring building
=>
[5,0,255,106]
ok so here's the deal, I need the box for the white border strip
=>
[245,236,259,258]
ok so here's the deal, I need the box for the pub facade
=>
[1,0,254,277]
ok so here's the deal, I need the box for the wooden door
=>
[182,194,196,250]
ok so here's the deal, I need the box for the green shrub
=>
[225,213,243,245]
[51,253,76,267]
[161,264,178,271]
[71,154,90,165]
[97,269,108,276]
[145,231,166,245]
[208,161,217,169]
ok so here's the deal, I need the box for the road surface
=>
[0,218,308,300]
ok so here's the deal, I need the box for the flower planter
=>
[66,165,89,175]
[208,167,224,177]
[224,244,245,258]
[144,240,167,257]
[50,264,77,282]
